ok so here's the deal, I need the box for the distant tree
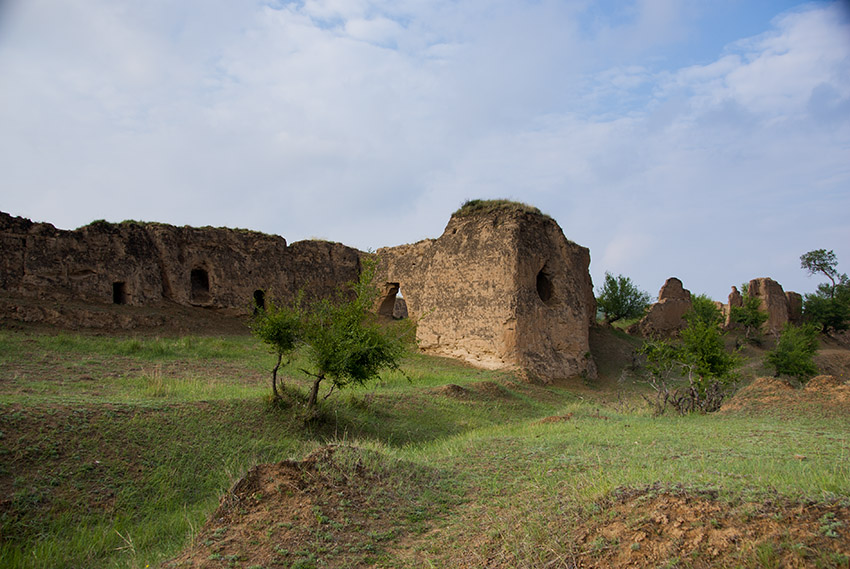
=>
[729,294,768,340]
[596,272,651,325]
[800,250,850,334]
[689,294,722,327]
[803,279,850,334]
[800,249,842,297]
[766,323,820,381]
[250,296,303,400]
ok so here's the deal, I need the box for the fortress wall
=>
[378,208,597,381]
[0,212,361,315]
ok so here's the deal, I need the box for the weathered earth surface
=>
[748,277,801,335]
[630,277,692,338]
[377,206,597,382]
[0,211,362,325]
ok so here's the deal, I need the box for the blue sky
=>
[1,0,848,301]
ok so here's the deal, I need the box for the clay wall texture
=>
[0,212,361,314]
[2,207,598,382]
[377,208,597,382]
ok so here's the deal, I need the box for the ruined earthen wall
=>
[514,216,597,379]
[748,277,791,335]
[377,209,596,381]
[0,212,361,316]
[630,277,692,338]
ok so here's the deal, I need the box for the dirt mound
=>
[434,383,470,398]
[164,445,430,569]
[575,486,850,568]
[721,375,850,415]
[469,380,514,399]
[807,374,847,390]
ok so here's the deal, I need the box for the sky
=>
[1,0,848,302]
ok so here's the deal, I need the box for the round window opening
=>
[536,270,554,304]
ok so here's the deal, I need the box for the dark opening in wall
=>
[112,282,127,305]
[378,283,400,318]
[536,267,554,305]
[253,290,266,313]
[191,268,210,303]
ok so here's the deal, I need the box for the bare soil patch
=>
[164,445,444,569]
[574,485,850,568]
[721,375,850,415]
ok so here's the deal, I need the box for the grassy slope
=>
[0,328,848,568]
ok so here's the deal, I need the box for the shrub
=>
[250,296,303,399]
[596,272,652,325]
[689,294,722,327]
[766,323,820,381]
[639,311,739,415]
[729,294,768,340]
[803,280,850,334]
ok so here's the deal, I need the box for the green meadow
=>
[0,329,847,568]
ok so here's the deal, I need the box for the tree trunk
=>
[271,353,283,399]
[308,374,323,408]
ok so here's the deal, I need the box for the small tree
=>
[639,310,739,415]
[690,293,722,327]
[299,259,413,408]
[803,285,850,334]
[729,294,768,340]
[250,297,302,400]
[800,249,841,297]
[596,272,651,325]
[800,249,850,333]
[766,323,820,381]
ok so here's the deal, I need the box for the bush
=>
[250,259,414,407]
[730,294,768,340]
[766,323,820,381]
[690,294,722,327]
[803,280,850,334]
[250,296,303,399]
[596,272,651,325]
[639,310,739,415]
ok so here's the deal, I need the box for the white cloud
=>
[0,1,847,300]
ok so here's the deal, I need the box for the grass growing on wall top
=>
[452,199,549,218]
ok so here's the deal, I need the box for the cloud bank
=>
[0,0,848,299]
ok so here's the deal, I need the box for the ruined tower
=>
[376,201,597,382]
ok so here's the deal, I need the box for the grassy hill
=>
[0,325,848,568]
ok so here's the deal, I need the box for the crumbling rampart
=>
[376,205,597,382]
[0,212,361,322]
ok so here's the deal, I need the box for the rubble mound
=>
[575,485,850,568]
[721,375,850,415]
[164,445,436,569]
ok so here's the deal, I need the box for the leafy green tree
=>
[766,323,820,381]
[299,259,413,408]
[799,249,850,334]
[639,310,739,415]
[689,294,722,327]
[596,272,651,325]
[729,294,768,339]
[800,249,842,297]
[250,297,302,400]
[803,283,850,333]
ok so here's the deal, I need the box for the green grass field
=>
[0,328,848,568]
